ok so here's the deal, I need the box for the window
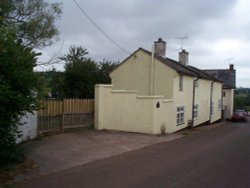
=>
[193,104,198,119]
[210,101,214,115]
[177,106,185,125]
[218,99,221,110]
[223,91,226,97]
[179,75,183,91]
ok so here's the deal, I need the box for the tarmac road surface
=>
[16,120,250,188]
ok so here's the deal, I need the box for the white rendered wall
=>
[16,111,37,144]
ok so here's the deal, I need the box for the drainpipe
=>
[192,76,199,127]
[209,80,215,122]
[220,85,223,121]
[150,45,155,96]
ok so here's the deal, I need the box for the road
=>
[16,120,250,188]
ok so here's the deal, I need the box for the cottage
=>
[95,38,225,134]
[203,65,236,120]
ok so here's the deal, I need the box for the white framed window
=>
[179,75,183,91]
[210,101,214,115]
[193,104,198,119]
[218,99,221,110]
[177,106,185,125]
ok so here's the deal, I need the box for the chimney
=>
[229,64,234,71]
[154,38,166,57]
[179,49,189,65]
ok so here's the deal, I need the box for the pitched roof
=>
[140,48,221,82]
[110,47,222,83]
[203,69,236,89]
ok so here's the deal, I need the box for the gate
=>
[38,99,94,133]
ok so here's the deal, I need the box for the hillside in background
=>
[234,88,250,111]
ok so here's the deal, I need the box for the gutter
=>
[192,76,199,127]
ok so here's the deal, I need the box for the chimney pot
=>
[179,49,189,65]
[154,38,166,57]
[229,64,234,71]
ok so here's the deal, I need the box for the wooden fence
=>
[38,99,94,133]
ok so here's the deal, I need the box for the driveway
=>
[16,121,224,183]
[18,129,183,181]
[16,121,234,188]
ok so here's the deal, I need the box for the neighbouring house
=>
[95,38,225,134]
[203,65,236,120]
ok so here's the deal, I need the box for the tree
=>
[37,68,65,99]
[60,46,118,98]
[60,45,89,63]
[0,0,62,48]
[0,29,42,166]
[60,46,98,98]
[97,59,117,84]
[0,0,62,167]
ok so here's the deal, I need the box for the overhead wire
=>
[73,0,131,55]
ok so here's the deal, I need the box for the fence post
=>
[61,100,64,133]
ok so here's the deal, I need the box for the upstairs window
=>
[179,75,183,91]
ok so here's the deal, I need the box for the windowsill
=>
[177,122,185,126]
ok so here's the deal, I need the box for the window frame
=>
[177,106,185,125]
[193,104,198,119]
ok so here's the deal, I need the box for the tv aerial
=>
[175,35,189,50]
[225,57,234,64]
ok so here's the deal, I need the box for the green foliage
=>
[234,88,250,111]
[0,28,42,167]
[61,46,98,98]
[0,0,62,48]
[64,59,98,98]
[60,45,89,63]
[0,0,61,168]
[59,45,117,99]
[37,69,64,99]
[97,59,117,84]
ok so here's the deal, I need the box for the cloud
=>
[39,0,250,87]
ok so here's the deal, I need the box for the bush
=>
[0,29,41,167]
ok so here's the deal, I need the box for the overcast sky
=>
[37,0,250,88]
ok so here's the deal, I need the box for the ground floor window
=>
[193,104,198,119]
[177,106,185,125]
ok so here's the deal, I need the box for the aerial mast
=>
[175,35,189,50]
